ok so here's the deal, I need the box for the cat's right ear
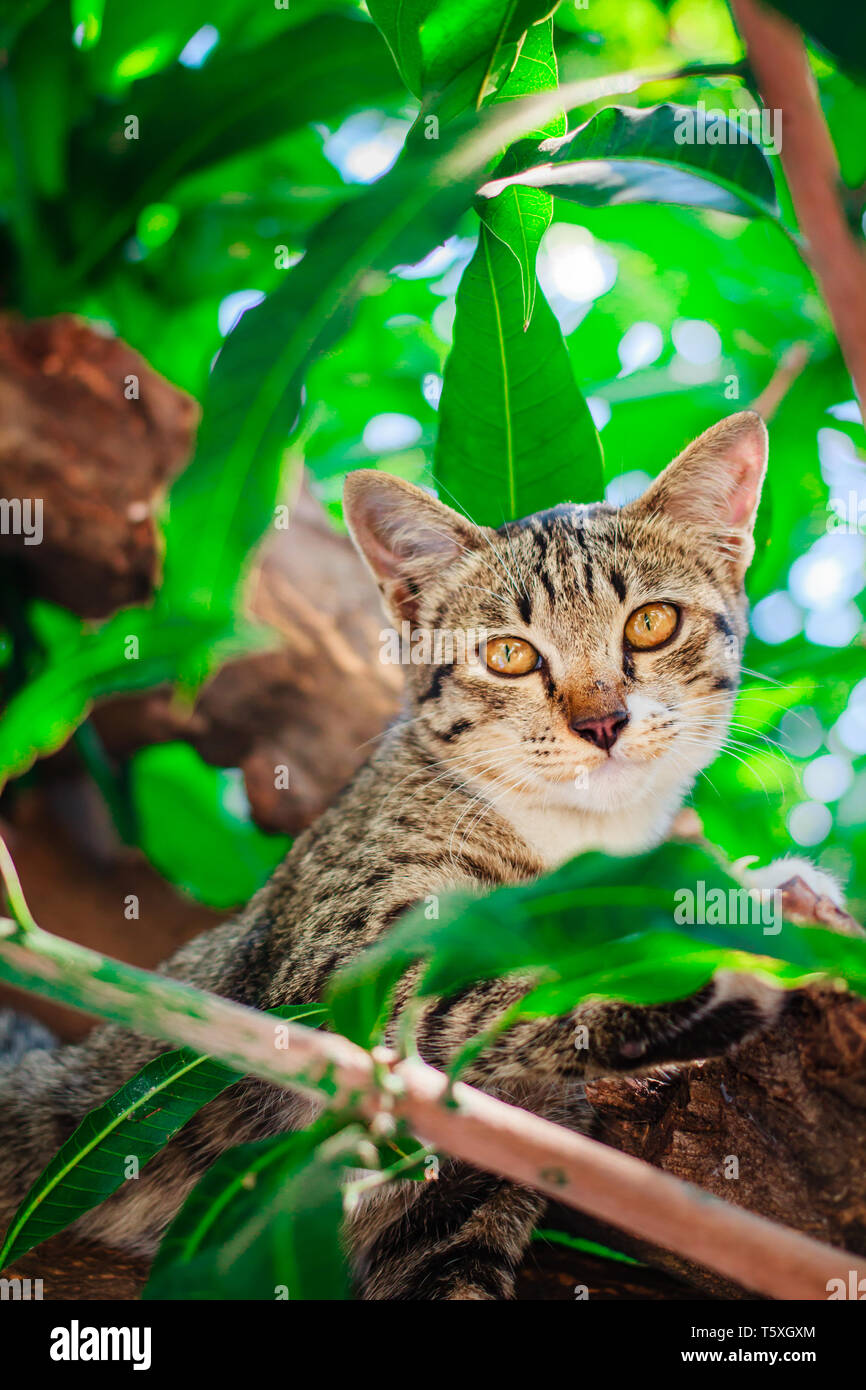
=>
[343,471,488,621]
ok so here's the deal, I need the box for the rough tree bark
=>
[0,312,402,833]
[0,315,197,616]
[91,482,402,834]
[573,984,866,1295]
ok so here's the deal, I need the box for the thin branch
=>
[0,918,864,1300]
[731,0,866,412]
[750,341,811,421]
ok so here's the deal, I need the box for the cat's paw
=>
[734,855,864,938]
[735,854,844,908]
[576,974,786,1075]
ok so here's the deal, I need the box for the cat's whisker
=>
[460,582,513,606]
[396,745,538,824]
[680,712,798,772]
[671,732,783,800]
[352,714,423,756]
[376,743,507,809]
[449,765,539,865]
[662,743,720,799]
[430,756,527,821]
[422,473,526,600]
[738,664,816,692]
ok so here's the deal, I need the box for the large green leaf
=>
[144,1119,355,1300]
[0,609,247,788]
[480,104,780,219]
[434,225,603,525]
[130,743,291,909]
[0,1003,327,1269]
[156,76,617,617]
[327,843,866,1047]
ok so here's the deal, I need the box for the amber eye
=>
[624,602,679,650]
[485,636,540,676]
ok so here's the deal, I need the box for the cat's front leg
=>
[409,970,787,1095]
[734,854,864,937]
[353,1162,545,1300]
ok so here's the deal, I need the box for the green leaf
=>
[130,743,291,909]
[0,1003,326,1269]
[512,932,805,1019]
[532,1227,645,1266]
[434,225,603,525]
[157,79,614,617]
[480,18,565,327]
[0,610,240,788]
[327,843,866,1047]
[144,1119,356,1300]
[366,0,555,106]
[481,104,780,219]
[66,12,404,281]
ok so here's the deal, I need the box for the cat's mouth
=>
[542,742,651,780]
[535,736,678,793]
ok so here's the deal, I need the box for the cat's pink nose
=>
[570,709,629,753]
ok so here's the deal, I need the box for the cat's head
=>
[345,411,767,823]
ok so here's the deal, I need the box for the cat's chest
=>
[497,796,671,870]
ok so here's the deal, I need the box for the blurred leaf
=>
[0,1003,325,1269]
[144,1120,356,1300]
[130,743,291,908]
[0,611,238,788]
[65,12,402,281]
[435,225,603,524]
[8,20,70,199]
[78,0,244,90]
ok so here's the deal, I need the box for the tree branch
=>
[730,0,866,410]
[1,918,864,1300]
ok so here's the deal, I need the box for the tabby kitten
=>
[0,411,805,1298]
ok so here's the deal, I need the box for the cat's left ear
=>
[626,411,768,580]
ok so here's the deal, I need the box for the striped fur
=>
[0,413,787,1298]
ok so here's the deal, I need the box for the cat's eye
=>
[624,602,680,650]
[485,636,541,676]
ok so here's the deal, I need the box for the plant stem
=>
[0,835,38,933]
